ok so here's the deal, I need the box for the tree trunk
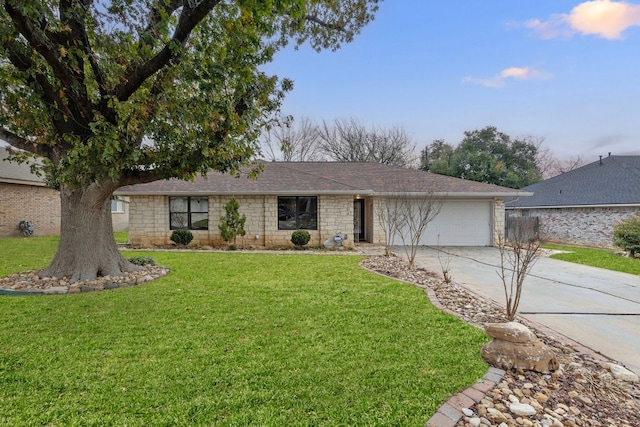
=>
[40,183,139,282]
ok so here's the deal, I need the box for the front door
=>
[353,199,365,242]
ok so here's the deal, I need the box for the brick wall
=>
[507,206,640,248]
[0,182,61,236]
[128,194,356,248]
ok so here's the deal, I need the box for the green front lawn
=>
[544,243,640,275]
[0,237,488,426]
[114,231,129,244]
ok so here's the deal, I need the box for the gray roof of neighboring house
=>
[507,155,640,208]
[116,161,529,197]
[0,146,45,185]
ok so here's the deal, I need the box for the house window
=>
[278,196,318,230]
[170,197,208,230]
[111,196,125,213]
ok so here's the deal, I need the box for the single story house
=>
[116,161,529,248]
[0,146,129,236]
[506,154,640,248]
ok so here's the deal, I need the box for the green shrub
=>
[291,230,311,248]
[128,256,157,266]
[219,197,246,246]
[170,229,193,246]
[613,217,640,258]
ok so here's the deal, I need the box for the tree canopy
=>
[420,126,542,189]
[1,0,379,186]
[0,0,380,281]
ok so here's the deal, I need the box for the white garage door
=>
[392,200,493,246]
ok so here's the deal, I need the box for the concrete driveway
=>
[408,246,640,375]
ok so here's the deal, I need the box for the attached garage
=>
[392,199,494,247]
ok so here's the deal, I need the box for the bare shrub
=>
[497,219,543,321]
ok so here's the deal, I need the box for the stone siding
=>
[128,194,355,248]
[0,182,61,236]
[370,197,387,245]
[129,195,170,245]
[508,206,640,248]
[111,196,129,232]
[493,198,505,245]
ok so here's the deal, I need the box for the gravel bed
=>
[360,254,640,427]
[0,265,169,294]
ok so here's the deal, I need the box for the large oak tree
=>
[0,0,379,281]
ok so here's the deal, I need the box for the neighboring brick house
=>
[506,155,640,248]
[0,147,61,236]
[116,161,528,248]
[0,146,129,236]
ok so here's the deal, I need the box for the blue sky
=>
[263,0,640,160]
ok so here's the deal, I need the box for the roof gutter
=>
[115,189,532,198]
[114,189,374,197]
[374,191,532,198]
[506,202,640,209]
[0,178,48,187]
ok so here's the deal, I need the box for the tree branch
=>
[304,14,345,32]
[114,0,221,103]
[1,37,86,139]
[3,2,93,124]
[60,0,109,101]
[0,128,52,158]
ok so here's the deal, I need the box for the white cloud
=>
[526,0,640,40]
[463,67,553,88]
[524,16,575,40]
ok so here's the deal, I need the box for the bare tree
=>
[368,126,418,167]
[375,195,404,257]
[534,138,585,179]
[317,117,370,162]
[317,118,416,167]
[497,218,543,321]
[395,186,444,267]
[436,236,453,284]
[261,116,324,161]
[552,155,585,176]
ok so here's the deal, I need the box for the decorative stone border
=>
[425,367,506,427]
[0,266,170,295]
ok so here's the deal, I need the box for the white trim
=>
[0,178,48,186]
[116,189,529,198]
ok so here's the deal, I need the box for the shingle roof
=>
[0,147,44,185]
[117,161,527,197]
[508,155,640,208]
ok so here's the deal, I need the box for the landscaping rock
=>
[509,402,537,416]
[43,286,68,294]
[485,321,538,343]
[481,322,559,373]
[483,342,558,374]
[0,266,169,295]
[606,363,639,382]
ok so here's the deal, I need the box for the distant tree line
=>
[261,117,418,168]
[419,126,541,189]
[262,119,584,189]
